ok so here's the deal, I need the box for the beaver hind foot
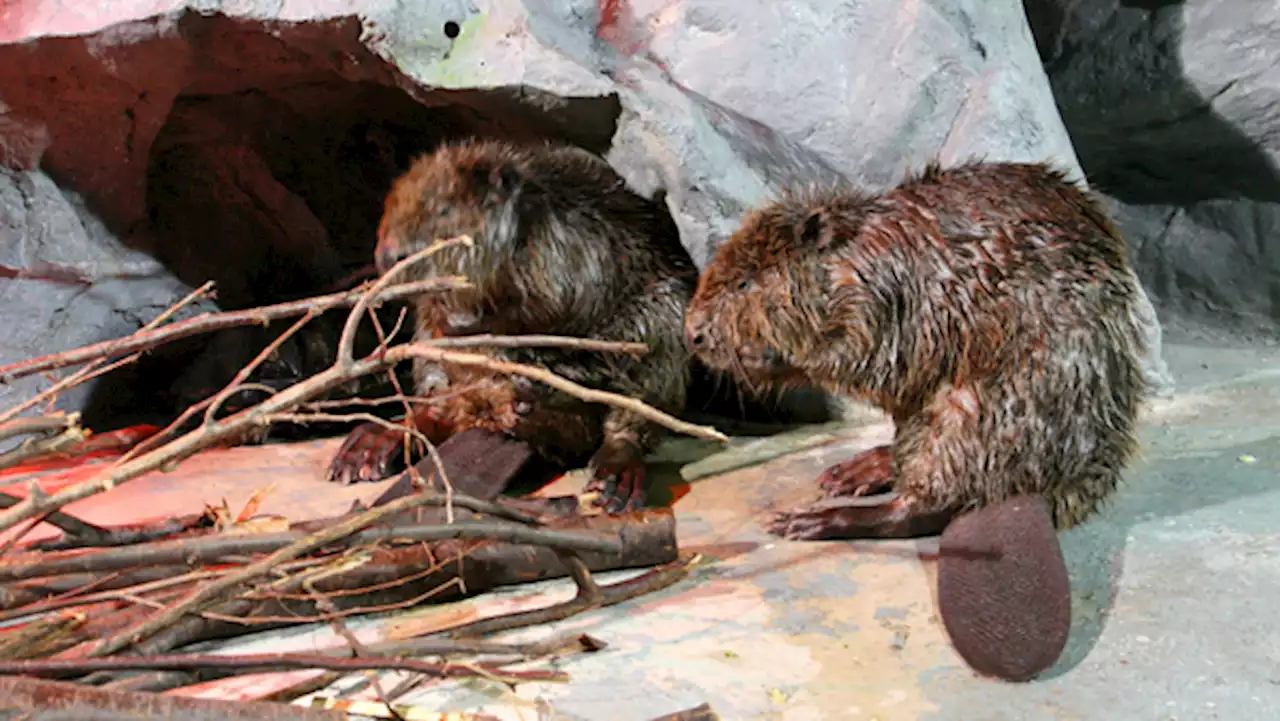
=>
[938,495,1071,682]
[765,492,957,540]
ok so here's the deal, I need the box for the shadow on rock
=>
[1025,0,1280,337]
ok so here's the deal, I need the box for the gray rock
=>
[0,167,211,442]
[1025,0,1280,344]
[0,0,1175,432]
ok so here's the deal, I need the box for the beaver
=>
[683,159,1149,682]
[323,138,699,513]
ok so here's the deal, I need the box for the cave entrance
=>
[78,12,623,437]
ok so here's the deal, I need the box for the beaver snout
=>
[686,329,706,352]
[683,308,711,353]
[374,244,409,275]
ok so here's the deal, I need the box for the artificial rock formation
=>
[0,0,1177,433]
[1026,0,1280,343]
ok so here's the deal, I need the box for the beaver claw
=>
[585,460,647,514]
[765,503,870,541]
[766,494,956,541]
[325,421,413,485]
[817,444,895,498]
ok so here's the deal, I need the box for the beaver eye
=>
[736,278,751,292]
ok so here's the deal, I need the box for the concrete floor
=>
[9,339,1278,720]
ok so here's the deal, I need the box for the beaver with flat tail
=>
[683,160,1149,682]
[324,139,698,513]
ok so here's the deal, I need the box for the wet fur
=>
[335,138,697,490]
[685,159,1149,529]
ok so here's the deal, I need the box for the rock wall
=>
[0,0,1177,432]
[0,168,212,431]
[1026,0,1280,344]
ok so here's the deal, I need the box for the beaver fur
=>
[683,159,1149,681]
[324,138,698,513]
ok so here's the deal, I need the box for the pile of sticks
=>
[0,236,724,720]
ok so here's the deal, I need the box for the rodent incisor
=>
[683,160,1149,682]
[325,138,698,513]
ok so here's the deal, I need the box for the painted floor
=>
[6,339,1279,720]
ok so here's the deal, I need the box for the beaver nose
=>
[374,246,405,275]
[685,327,706,352]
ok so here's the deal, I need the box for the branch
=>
[0,652,567,684]
[0,676,351,721]
[336,236,472,367]
[0,420,90,472]
[0,277,460,383]
[0,281,215,424]
[86,491,621,657]
[0,233,723,536]
[0,412,77,442]
[0,520,622,583]
[394,342,726,443]
[0,338,722,537]
[444,553,696,639]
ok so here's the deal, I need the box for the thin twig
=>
[203,311,321,426]
[24,512,213,552]
[396,343,726,442]
[445,554,696,639]
[0,491,107,543]
[337,236,473,368]
[0,413,75,442]
[0,420,91,472]
[0,278,458,383]
[425,334,647,354]
[0,569,222,622]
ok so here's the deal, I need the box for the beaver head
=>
[374,141,525,275]
[371,140,539,335]
[685,189,877,392]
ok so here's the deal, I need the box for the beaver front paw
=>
[584,461,647,514]
[816,444,895,498]
[325,421,416,485]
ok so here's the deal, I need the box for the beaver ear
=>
[799,211,824,247]
[470,163,522,202]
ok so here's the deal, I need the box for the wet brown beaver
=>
[684,160,1149,682]
[324,138,698,513]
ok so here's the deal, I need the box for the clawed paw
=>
[585,460,647,514]
[764,505,851,541]
[324,422,413,485]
